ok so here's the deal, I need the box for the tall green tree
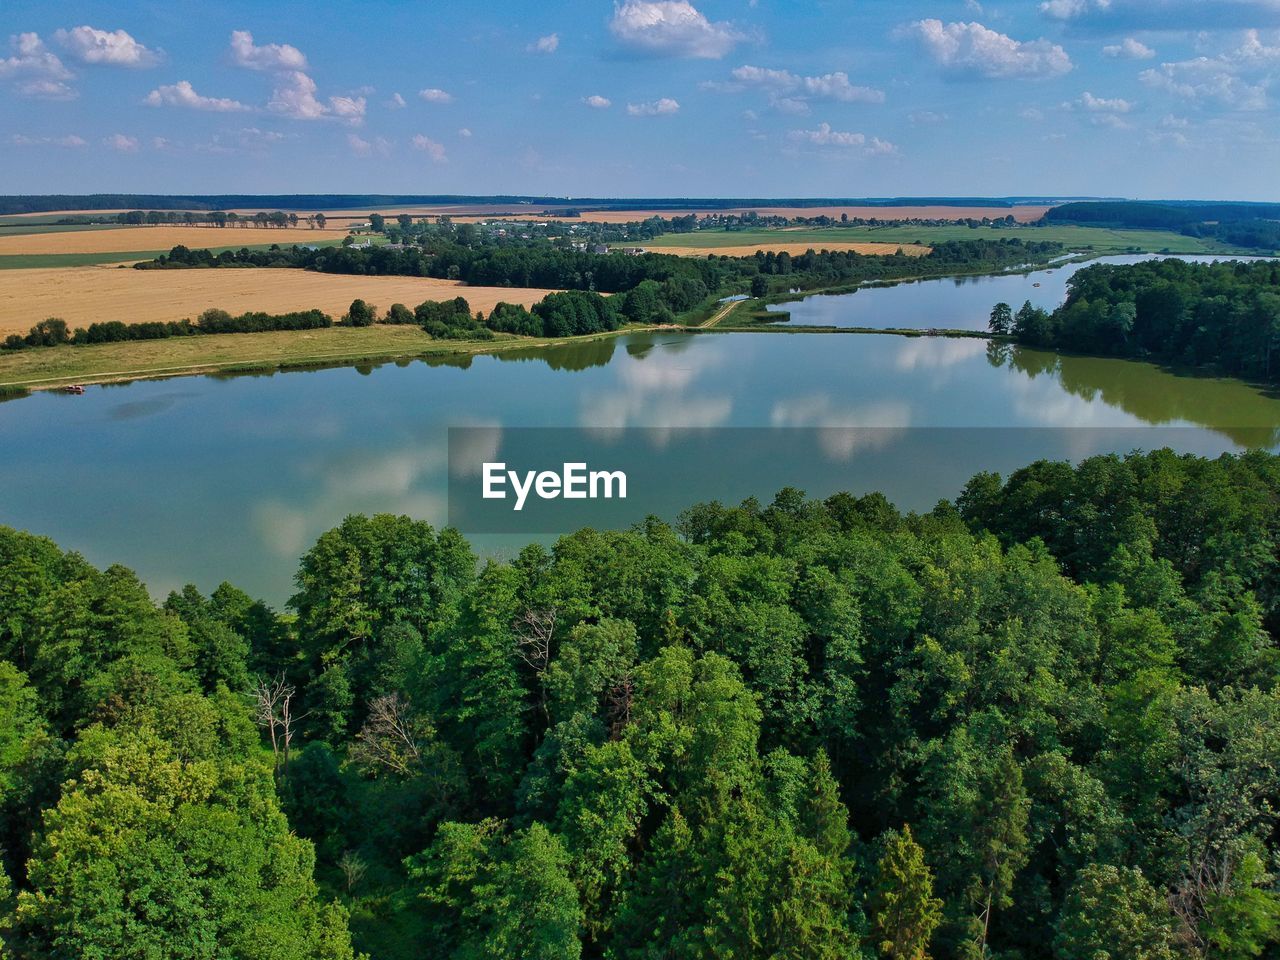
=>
[870,826,943,960]
[14,729,358,960]
[409,819,583,960]
[1054,863,1177,960]
[988,302,1012,336]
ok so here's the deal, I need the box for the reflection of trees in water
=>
[985,341,1013,368]
[489,337,619,372]
[421,353,475,371]
[995,344,1280,447]
[459,333,698,374]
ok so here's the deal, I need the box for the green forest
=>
[995,258,1280,382]
[137,236,1063,302]
[3,449,1280,958]
[1044,203,1280,252]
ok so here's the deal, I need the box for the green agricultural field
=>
[0,222,133,236]
[0,238,348,269]
[644,224,1249,255]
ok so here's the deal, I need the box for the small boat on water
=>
[63,384,85,395]
[1032,282,1041,287]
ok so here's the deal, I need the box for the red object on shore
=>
[63,385,85,395]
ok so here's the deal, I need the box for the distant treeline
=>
[995,257,1280,380]
[0,288,640,352]
[139,238,1064,303]
[1,309,334,351]
[1046,202,1280,251]
[0,195,1048,215]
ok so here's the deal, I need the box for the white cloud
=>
[11,133,87,148]
[788,122,897,155]
[419,87,454,104]
[229,29,307,71]
[1,33,73,91]
[232,127,286,147]
[772,96,810,115]
[1072,90,1135,112]
[268,72,325,117]
[1139,33,1278,110]
[329,94,368,123]
[387,92,406,108]
[609,1,742,59]
[412,134,447,161]
[1149,128,1190,148]
[1103,37,1155,59]
[728,64,885,103]
[1237,27,1280,61]
[627,97,680,115]
[910,110,949,124]
[903,19,1073,79]
[18,78,77,100]
[458,127,472,137]
[1039,0,1110,19]
[1141,63,1268,109]
[55,26,160,67]
[583,94,612,108]
[145,79,250,112]
[529,33,559,53]
[103,133,140,151]
[1091,113,1132,129]
[1020,106,1046,121]
[191,127,289,154]
[265,71,364,122]
[347,133,391,157]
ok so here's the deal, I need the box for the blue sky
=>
[3,0,1279,199]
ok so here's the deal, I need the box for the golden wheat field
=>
[649,241,932,258]
[0,225,348,256]
[0,267,553,335]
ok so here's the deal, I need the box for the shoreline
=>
[0,323,671,395]
[6,250,1277,397]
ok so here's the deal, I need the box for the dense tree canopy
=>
[137,237,1061,311]
[2,449,1279,958]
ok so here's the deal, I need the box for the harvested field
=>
[0,267,551,335]
[0,225,347,256]
[648,241,931,258]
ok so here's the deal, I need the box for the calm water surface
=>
[2,329,1279,604]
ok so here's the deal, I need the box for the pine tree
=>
[870,825,943,960]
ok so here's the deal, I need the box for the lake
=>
[3,329,1279,604]
[768,255,1270,330]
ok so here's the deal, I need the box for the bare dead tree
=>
[338,850,369,893]
[350,693,423,777]
[1169,849,1235,956]
[254,674,306,776]
[514,608,557,723]
[514,608,557,673]
[606,670,635,740]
